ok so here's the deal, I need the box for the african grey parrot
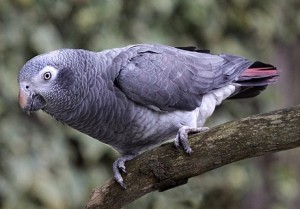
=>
[18,44,279,188]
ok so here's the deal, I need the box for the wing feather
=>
[114,44,252,111]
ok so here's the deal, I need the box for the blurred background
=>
[0,0,299,208]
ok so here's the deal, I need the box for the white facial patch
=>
[38,66,59,81]
[31,66,59,92]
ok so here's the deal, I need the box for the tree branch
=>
[85,105,300,209]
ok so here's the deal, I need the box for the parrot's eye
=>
[43,72,52,80]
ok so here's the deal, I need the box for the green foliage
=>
[0,0,299,208]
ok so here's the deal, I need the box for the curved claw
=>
[173,126,209,155]
[112,154,136,189]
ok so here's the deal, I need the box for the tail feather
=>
[228,61,279,99]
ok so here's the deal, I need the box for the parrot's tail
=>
[228,61,279,99]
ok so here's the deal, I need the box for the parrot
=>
[18,44,279,188]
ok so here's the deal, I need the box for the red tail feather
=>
[241,67,279,77]
[228,61,279,99]
[237,61,279,84]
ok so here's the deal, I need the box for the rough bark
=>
[85,105,300,209]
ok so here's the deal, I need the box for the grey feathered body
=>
[19,44,278,156]
[45,45,210,155]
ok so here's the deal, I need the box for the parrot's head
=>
[18,49,92,118]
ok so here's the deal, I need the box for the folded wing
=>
[114,44,253,111]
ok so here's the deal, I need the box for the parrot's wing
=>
[115,44,252,111]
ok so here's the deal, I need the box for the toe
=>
[184,146,193,155]
[119,164,127,173]
[201,127,209,131]
[114,170,125,189]
[119,180,127,189]
[173,136,181,149]
[112,155,137,188]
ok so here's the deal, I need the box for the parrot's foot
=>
[113,154,136,189]
[174,126,209,154]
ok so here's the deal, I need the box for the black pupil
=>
[45,72,51,79]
